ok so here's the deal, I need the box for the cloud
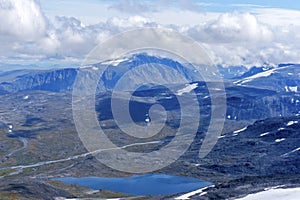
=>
[0,0,157,61]
[207,12,272,43]
[182,12,300,67]
[0,0,49,61]
[28,15,157,59]
[186,12,273,43]
[49,16,157,58]
[0,0,47,41]
[0,0,300,68]
[253,8,300,26]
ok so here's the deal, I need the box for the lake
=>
[53,174,212,196]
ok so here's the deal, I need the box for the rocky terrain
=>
[0,54,299,199]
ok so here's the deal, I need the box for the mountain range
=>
[0,54,298,121]
[0,54,299,199]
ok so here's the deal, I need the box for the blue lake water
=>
[53,174,212,196]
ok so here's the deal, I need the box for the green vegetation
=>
[46,180,132,199]
[0,168,18,177]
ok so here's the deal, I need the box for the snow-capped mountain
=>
[236,66,273,79]
[1,54,298,94]
[0,54,299,121]
[0,54,201,94]
[233,64,300,93]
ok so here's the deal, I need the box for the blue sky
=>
[1,0,300,67]
[39,0,300,14]
[197,0,300,10]
[38,0,300,24]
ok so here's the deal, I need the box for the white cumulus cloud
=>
[0,0,47,41]
[0,0,300,68]
[183,12,300,67]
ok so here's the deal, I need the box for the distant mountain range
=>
[0,54,299,121]
[0,54,298,93]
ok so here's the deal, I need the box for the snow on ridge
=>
[176,83,198,96]
[79,65,90,69]
[282,147,300,157]
[234,68,277,85]
[79,65,99,70]
[233,126,247,134]
[81,57,131,69]
[234,66,290,85]
[101,57,131,66]
[235,187,300,200]
[290,147,300,154]
[264,185,286,191]
[175,185,215,200]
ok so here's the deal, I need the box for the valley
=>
[0,55,299,199]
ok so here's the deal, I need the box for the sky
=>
[1,0,300,68]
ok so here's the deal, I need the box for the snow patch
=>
[290,147,300,154]
[176,83,198,96]
[79,65,91,69]
[282,147,300,157]
[199,192,207,196]
[234,68,277,85]
[264,185,286,191]
[102,57,130,67]
[233,127,247,134]
[235,187,300,200]
[285,86,298,93]
[290,86,298,93]
[260,132,270,137]
[175,185,214,200]
[275,138,286,143]
[287,121,298,126]
[234,66,291,85]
